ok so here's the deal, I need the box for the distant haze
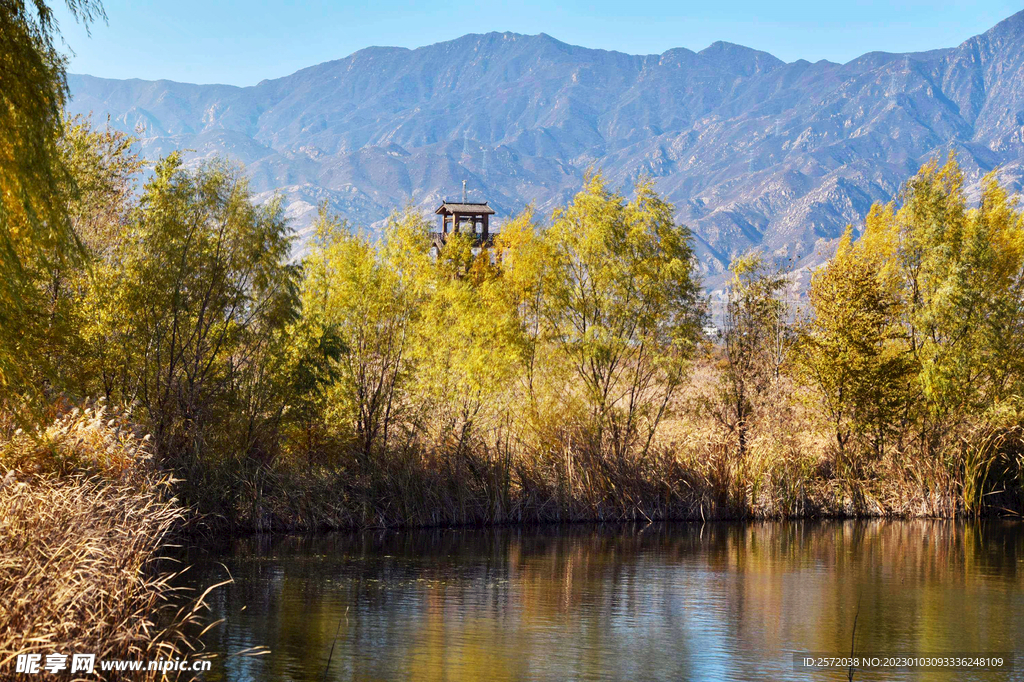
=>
[68,10,1024,292]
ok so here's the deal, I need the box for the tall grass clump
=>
[0,403,216,681]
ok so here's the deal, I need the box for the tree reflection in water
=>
[176,521,1024,682]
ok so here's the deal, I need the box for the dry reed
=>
[218,356,1018,532]
[0,404,224,681]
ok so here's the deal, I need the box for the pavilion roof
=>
[435,201,495,215]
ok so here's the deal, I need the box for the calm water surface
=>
[176,521,1024,681]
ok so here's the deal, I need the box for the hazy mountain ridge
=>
[67,11,1024,287]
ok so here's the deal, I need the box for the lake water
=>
[175,521,1024,681]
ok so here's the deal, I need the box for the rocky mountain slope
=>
[68,10,1024,287]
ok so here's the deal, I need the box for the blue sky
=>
[54,0,1023,86]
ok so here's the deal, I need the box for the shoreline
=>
[182,510,1024,541]
[179,485,1022,537]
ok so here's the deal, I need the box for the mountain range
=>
[67,10,1024,290]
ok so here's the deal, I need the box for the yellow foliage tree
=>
[0,0,104,402]
[803,154,1024,466]
[298,205,431,464]
[800,228,915,466]
[538,173,705,459]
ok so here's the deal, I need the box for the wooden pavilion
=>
[432,182,496,252]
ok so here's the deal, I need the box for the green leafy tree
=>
[42,117,141,396]
[87,153,299,462]
[714,251,790,459]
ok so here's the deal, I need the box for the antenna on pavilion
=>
[462,180,467,203]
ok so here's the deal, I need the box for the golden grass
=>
[0,401,154,484]
[22,375,1011,539]
[0,404,223,681]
